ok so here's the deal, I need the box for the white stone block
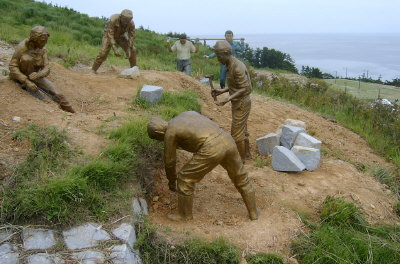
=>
[119,66,140,79]
[113,223,136,248]
[284,119,307,130]
[272,146,306,172]
[23,228,56,250]
[110,244,142,264]
[256,133,280,155]
[280,125,305,149]
[72,251,105,264]
[199,77,209,85]
[0,243,18,264]
[139,85,163,104]
[291,146,320,171]
[27,253,64,264]
[294,132,322,149]
[132,198,148,216]
[63,223,111,250]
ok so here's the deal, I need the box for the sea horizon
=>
[195,33,400,81]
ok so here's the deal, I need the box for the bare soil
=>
[1,41,399,258]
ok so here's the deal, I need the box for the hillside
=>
[1,38,399,258]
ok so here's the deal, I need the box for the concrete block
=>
[272,146,306,172]
[280,125,305,149]
[291,146,320,171]
[294,132,322,149]
[23,228,56,250]
[63,223,111,250]
[256,133,280,155]
[199,77,209,85]
[113,223,136,248]
[139,85,163,104]
[110,244,142,264]
[72,251,105,264]
[284,119,307,130]
[132,198,148,216]
[119,66,140,79]
[27,253,64,264]
[0,243,18,264]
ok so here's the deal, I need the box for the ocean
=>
[198,33,400,81]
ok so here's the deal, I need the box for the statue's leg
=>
[167,194,194,221]
[92,36,111,73]
[34,78,75,113]
[117,37,137,67]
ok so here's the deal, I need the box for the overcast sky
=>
[41,0,400,35]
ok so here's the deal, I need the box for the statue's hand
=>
[25,80,38,92]
[216,98,229,106]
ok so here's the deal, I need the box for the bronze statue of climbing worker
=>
[211,40,252,162]
[9,26,75,113]
[147,111,258,221]
[92,9,137,73]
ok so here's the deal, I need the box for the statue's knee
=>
[177,180,194,196]
[20,54,34,64]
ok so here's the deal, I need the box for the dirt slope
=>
[0,43,399,257]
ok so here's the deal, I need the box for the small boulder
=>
[119,66,140,79]
[256,133,280,155]
[199,77,209,85]
[272,146,306,172]
[294,132,322,149]
[291,146,320,171]
[284,119,307,130]
[139,85,163,104]
[280,125,305,149]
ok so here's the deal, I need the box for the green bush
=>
[247,253,284,264]
[320,196,365,229]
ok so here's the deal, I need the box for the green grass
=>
[291,196,400,264]
[325,79,400,102]
[135,218,241,264]
[247,253,284,264]
[254,155,271,168]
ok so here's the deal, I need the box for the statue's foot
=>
[60,104,75,113]
[249,209,259,221]
[167,213,193,222]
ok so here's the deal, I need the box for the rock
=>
[272,146,306,172]
[113,223,136,248]
[0,61,4,66]
[294,132,322,149]
[63,223,111,250]
[119,66,140,79]
[280,125,305,149]
[284,119,307,130]
[256,133,280,155]
[110,244,142,264]
[12,116,21,122]
[23,228,56,250]
[132,197,148,216]
[291,146,320,171]
[139,85,163,104]
[199,77,209,85]
[0,243,19,264]
[72,250,105,264]
[27,253,64,264]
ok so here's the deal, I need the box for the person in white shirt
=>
[167,34,199,76]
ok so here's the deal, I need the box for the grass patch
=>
[291,196,400,264]
[135,90,201,120]
[247,253,284,264]
[136,218,240,264]
[254,155,271,168]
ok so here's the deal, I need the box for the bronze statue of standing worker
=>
[147,111,258,221]
[9,26,75,113]
[211,40,252,162]
[92,9,137,73]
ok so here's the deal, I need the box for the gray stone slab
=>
[23,228,56,250]
[0,243,19,264]
[27,253,64,264]
[280,125,305,149]
[294,132,322,149]
[139,85,163,104]
[291,146,321,171]
[110,244,142,264]
[199,77,209,85]
[284,119,307,130]
[72,250,105,264]
[256,133,280,155]
[272,146,306,172]
[0,229,15,243]
[113,223,136,248]
[119,66,140,79]
[132,198,148,216]
[63,223,111,250]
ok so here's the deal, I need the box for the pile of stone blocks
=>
[256,119,322,172]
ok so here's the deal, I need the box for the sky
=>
[41,0,400,35]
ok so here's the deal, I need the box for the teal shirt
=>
[209,40,244,58]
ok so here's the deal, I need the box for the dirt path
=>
[0,45,399,257]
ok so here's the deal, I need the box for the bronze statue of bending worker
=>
[147,111,258,221]
[92,9,137,73]
[9,26,75,113]
[212,40,252,162]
